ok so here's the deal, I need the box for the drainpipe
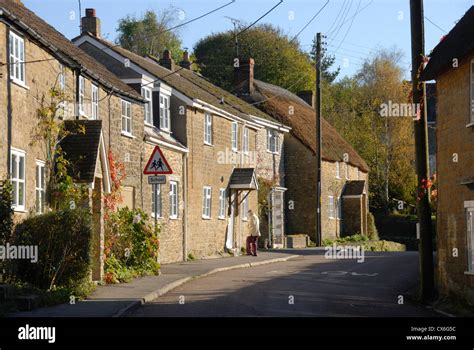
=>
[182,152,188,261]
[6,27,12,174]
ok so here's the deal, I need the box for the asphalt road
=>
[129,250,441,317]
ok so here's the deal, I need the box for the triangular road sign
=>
[144,146,173,175]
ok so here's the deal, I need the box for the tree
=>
[322,49,417,210]
[310,37,340,83]
[116,9,183,62]
[193,24,316,93]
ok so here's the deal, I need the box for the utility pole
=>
[409,0,435,301]
[315,33,322,247]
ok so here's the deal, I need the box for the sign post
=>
[143,146,173,233]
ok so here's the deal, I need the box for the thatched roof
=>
[251,80,369,172]
[422,6,474,80]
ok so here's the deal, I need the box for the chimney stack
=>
[159,50,175,71]
[81,8,101,38]
[297,90,315,108]
[179,51,192,70]
[234,58,255,96]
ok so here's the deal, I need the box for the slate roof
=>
[229,168,258,190]
[422,6,474,80]
[250,80,369,172]
[60,120,102,184]
[342,181,366,197]
[0,0,143,102]
[80,34,282,125]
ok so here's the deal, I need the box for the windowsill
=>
[335,176,341,180]
[13,207,27,213]
[151,214,163,219]
[11,78,29,90]
[329,217,335,220]
[464,271,474,276]
[266,150,280,155]
[169,216,178,220]
[160,128,171,134]
[218,216,226,220]
[145,122,155,128]
[242,151,250,155]
[466,122,474,128]
[202,216,211,220]
[242,218,248,222]
[232,149,239,153]
[121,131,135,139]
[204,142,214,147]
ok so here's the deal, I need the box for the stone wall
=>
[435,53,474,303]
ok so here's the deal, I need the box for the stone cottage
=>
[73,9,290,258]
[235,59,370,243]
[422,5,474,303]
[0,0,146,280]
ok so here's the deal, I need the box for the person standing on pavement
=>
[247,210,261,256]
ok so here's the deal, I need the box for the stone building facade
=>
[0,1,146,279]
[422,6,474,303]
[73,10,288,259]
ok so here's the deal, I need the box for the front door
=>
[271,189,285,248]
[226,191,236,250]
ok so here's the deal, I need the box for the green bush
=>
[367,212,379,240]
[10,208,92,291]
[104,208,160,283]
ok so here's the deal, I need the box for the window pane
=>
[12,154,18,178]
[19,156,24,180]
[18,182,24,206]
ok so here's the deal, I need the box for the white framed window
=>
[218,188,226,219]
[35,161,46,214]
[467,205,474,273]
[267,129,280,154]
[169,181,178,219]
[202,186,212,219]
[9,31,25,85]
[159,94,170,131]
[204,113,213,145]
[241,195,249,221]
[121,100,132,135]
[10,149,26,211]
[344,162,349,179]
[231,122,238,151]
[335,162,341,179]
[470,60,474,124]
[328,195,335,219]
[78,75,85,115]
[242,127,249,154]
[142,87,153,125]
[151,184,162,218]
[92,84,99,120]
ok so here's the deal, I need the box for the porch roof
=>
[229,168,258,190]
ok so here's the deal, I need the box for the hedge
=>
[11,209,92,291]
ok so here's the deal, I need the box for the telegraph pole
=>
[409,0,435,301]
[315,33,322,247]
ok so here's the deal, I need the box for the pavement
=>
[10,251,298,318]
[130,250,442,317]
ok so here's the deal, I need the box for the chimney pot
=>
[85,8,96,17]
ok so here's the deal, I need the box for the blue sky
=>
[23,0,472,79]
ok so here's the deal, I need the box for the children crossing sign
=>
[144,146,173,175]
